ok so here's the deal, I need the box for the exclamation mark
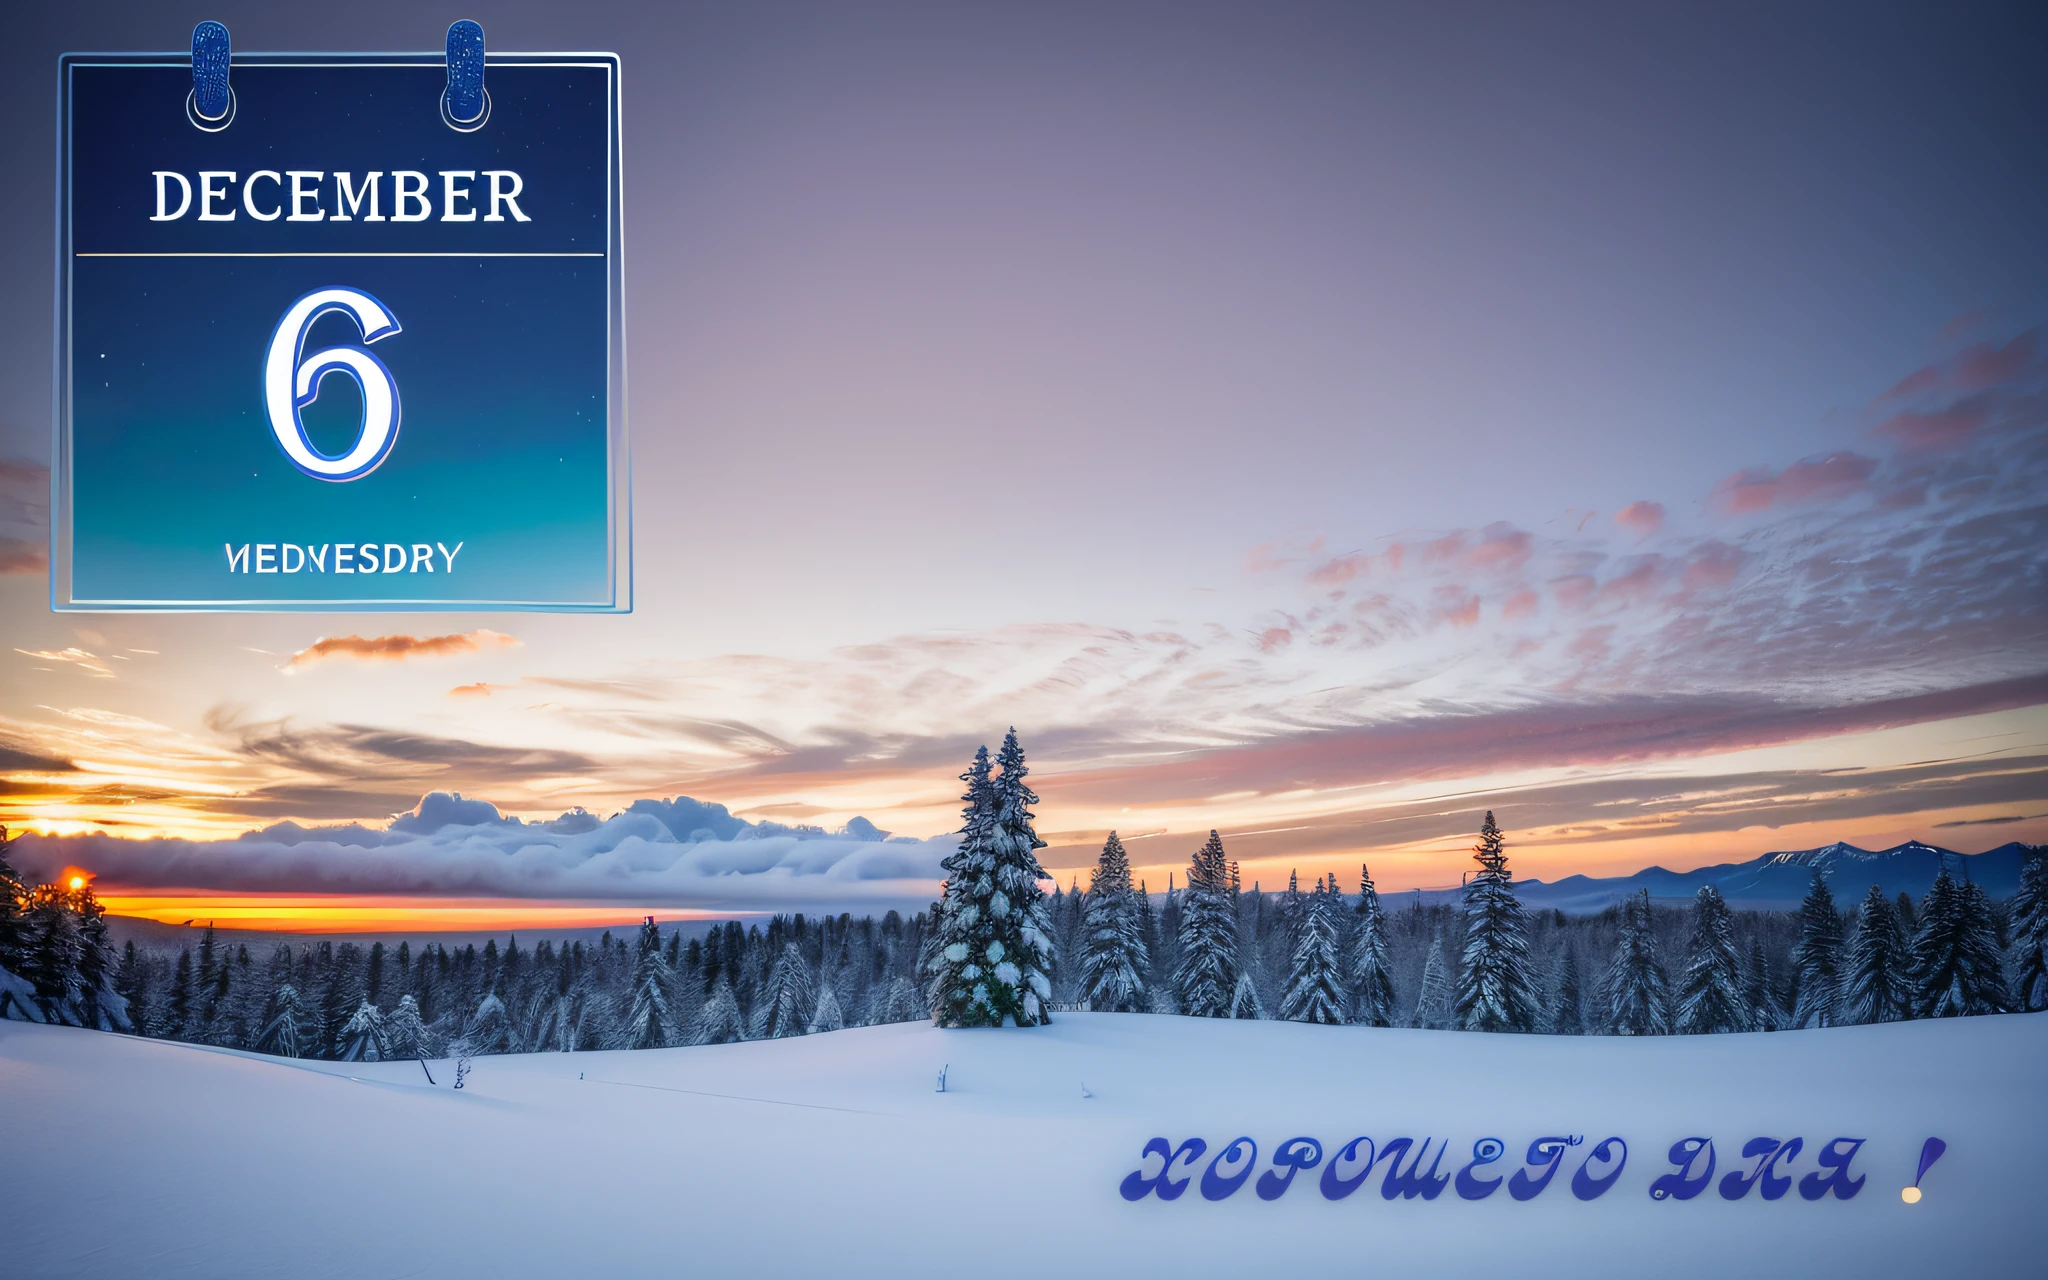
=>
[1902,1137,1946,1204]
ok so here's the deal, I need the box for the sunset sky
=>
[2,2,2045,930]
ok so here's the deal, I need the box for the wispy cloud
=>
[1933,812,2047,829]
[15,647,114,678]
[281,629,521,672]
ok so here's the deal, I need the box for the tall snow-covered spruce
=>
[1348,864,1397,1027]
[1553,943,1584,1035]
[1080,832,1148,1012]
[1910,864,2010,1018]
[1410,933,1453,1029]
[754,942,816,1039]
[927,746,994,1024]
[1278,881,1346,1024]
[0,828,31,1024]
[1172,831,1241,1017]
[1791,872,1845,1028]
[1605,890,1670,1035]
[622,916,677,1049]
[1842,884,1912,1025]
[928,731,1055,1027]
[1453,812,1537,1033]
[1676,885,1747,1034]
[2012,846,2048,1012]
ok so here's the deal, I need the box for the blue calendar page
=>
[53,52,628,610]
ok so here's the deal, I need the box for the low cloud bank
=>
[12,791,951,914]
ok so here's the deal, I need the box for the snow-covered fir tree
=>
[1151,874,1182,1012]
[694,978,747,1044]
[1911,865,2010,1018]
[1743,935,1781,1031]
[1228,968,1266,1019]
[1605,890,1670,1035]
[1841,884,1912,1024]
[1134,878,1158,977]
[0,828,26,999]
[74,894,126,1033]
[1453,812,1538,1033]
[1054,880,1091,1004]
[20,887,82,1022]
[877,975,923,1024]
[462,990,519,1055]
[808,983,845,1033]
[927,745,995,1024]
[1553,942,1584,1035]
[383,993,429,1059]
[928,734,1055,1028]
[2008,847,2048,1013]
[1278,881,1346,1024]
[754,941,816,1039]
[983,729,1056,1024]
[1349,863,1397,1027]
[622,918,677,1049]
[1279,869,1305,941]
[10,878,129,1032]
[1410,932,1454,1029]
[338,997,387,1062]
[255,983,307,1057]
[1080,831,1148,1012]
[163,949,193,1036]
[1790,872,1845,1028]
[1676,885,1747,1034]
[1173,831,1241,1017]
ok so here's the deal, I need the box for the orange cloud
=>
[1615,500,1664,537]
[1428,585,1480,627]
[1711,451,1877,514]
[282,629,520,672]
[448,682,504,699]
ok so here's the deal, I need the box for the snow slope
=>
[3,1013,2042,1278]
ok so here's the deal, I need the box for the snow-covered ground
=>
[4,1013,2041,1278]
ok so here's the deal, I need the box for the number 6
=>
[263,287,403,481]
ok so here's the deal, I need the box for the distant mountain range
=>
[1403,840,2036,914]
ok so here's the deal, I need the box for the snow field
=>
[2,1011,2042,1278]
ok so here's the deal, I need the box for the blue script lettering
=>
[1119,1133,1893,1206]
[1119,1137,1207,1201]
[1510,1136,1581,1201]
[1720,1137,1803,1201]
[1320,1137,1376,1201]
[1201,1137,1258,1201]
[1380,1138,1452,1200]
[1257,1138,1323,1200]
[1650,1138,1716,1201]
[1455,1138,1506,1200]
[1571,1137,1628,1201]
[1798,1138,1867,1201]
